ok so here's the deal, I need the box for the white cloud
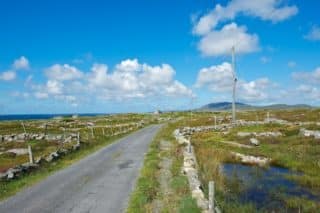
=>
[89,64,109,87]
[297,84,313,93]
[292,67,320,102]
[45,64,83,81]
[195,62,234,92]
[198,23,259,57]
[304,25,320,41]
[11,91,30,98]
[115,59,140,72]
[195,62,274,102]
[239,78,270,101]
[13,56,30,70]
[31,59,193,105]
[89,59,193,100]
[46,80,64,95]
[0,71,16,81]
[296,85,320,100]
[34,92,49,99]
[292,67,320,84]
[192,0,297,57]
[193,0,298,35]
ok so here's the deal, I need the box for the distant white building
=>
[153,110,162,115]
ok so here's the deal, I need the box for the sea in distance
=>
[0,113,107,121]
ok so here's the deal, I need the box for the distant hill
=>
[199,102,313,111]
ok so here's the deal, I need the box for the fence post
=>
[188,143,192,153]
[62,127,66,140]
[102,128,105,136]
[77,132,80,143]
[214,116,217,130]
[28,145,34,164]
[209,181,214,213]
[44,123,48,136]
[91,127,94,138]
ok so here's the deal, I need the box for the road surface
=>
[0,125,162,213]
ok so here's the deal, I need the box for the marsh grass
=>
[190,109,320,212]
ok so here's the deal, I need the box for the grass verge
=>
[127,121,200,213]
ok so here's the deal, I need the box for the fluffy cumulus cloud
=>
[292,67,320,102]
[88,63,109,87]
[34,92,49,99]
[193,0,298,35]
[115,59,140,72]
[292,67,320,84]
[304,25,320,41]
[195,62,274,102]
[296,85,320,101]
[45,64,83,81]
[13,56,30,70]
[192,0,297,56]
[31,59,193,105]
[88,59,193,100]
[198,23,259,56]
[195,62,234,91]
[240,78,271,101]
[0,57,30,81]
[0,71,16,81]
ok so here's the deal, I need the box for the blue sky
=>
[0,0,319,114]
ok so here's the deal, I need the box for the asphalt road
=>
[0,125,162,213]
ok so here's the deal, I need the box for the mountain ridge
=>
[200,102,313,111]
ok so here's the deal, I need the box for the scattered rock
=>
[7,169,15,179]
[237,131,282,137]
[6,148,28,156]
[300,128,320,139]
[231,152,270,166]
[250,138,260,146]
[174,129,211,212]
[72,143,80,151]
[35,156,45,164]
[45,151,59,162]
[237,132,252,137]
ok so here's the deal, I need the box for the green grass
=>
[189,110,320,212]
[127,126,162,213]
[178,196,201,213]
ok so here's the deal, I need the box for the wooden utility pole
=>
[231,46,237,126]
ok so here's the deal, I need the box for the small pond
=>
[221,163,319,211]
